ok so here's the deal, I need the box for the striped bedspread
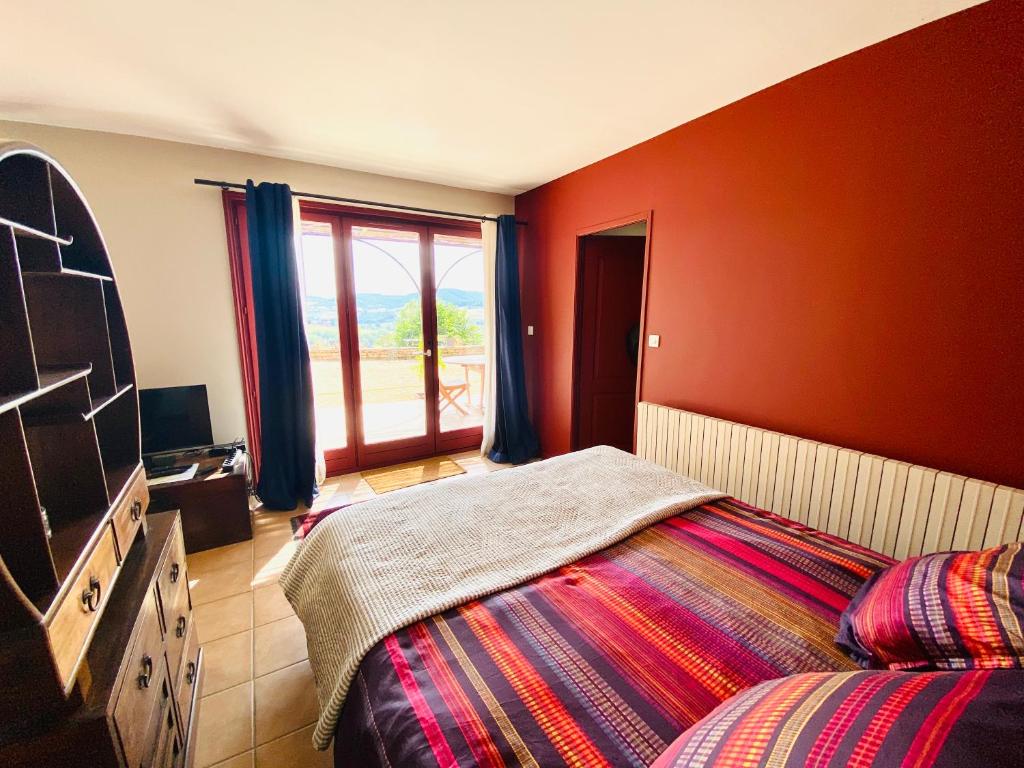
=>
[333,498,893,767]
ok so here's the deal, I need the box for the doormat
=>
[362,455,465,494]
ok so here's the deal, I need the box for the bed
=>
[281,407,1024,767]
[332,497,890,767]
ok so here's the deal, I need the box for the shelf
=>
[50,168,112,278]
[0,365,92,417]
[23,417,110,579]
[21,266,112,282]
[37,366,93,390]
[84,383,133,420]
[62,267,111,282]
[0,216,72,246]
[23,272,118,400]
[20,380,133,430]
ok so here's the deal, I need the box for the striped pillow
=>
[836,543,1024,670]
[652,670,1024,768]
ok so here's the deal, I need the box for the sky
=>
[299,232,483,298]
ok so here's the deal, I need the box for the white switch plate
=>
[648,334,660,348]
[527,325,534,336]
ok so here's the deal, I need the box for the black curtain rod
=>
[193,178,525,225]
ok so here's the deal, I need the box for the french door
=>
[296,210,485,473]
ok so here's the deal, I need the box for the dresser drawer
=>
[152,679,183,768]
[164,585,192,693]
[174,625,200,736]
[47,523,120,688]
[157,521,187,629]
[113,588,166,768]
[112,467,149,562]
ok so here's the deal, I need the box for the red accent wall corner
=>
[516,0,1024,488]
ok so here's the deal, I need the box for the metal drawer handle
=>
[138,654,153,689]
[169,562,180,583]
[81,576,101,612]
[175,615,187,638]
[130,498,143,521]
[186,661,196,685]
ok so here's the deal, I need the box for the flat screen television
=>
[139,385,215,455]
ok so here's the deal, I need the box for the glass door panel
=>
[432,232,485,435]
[350,224,430,445]
[298,219,348,450]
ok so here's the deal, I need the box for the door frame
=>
[570,210,653,453]
[340,214,440,468]
[300,211,360,475]
[429,222,492,456]
[222,191,485,474]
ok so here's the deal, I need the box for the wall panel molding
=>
[636,402,1023,557]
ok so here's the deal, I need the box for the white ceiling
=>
[1,1,982,195]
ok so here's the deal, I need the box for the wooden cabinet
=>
[147,452,251,553]
[0,144,203,766]
[0,513,205,767]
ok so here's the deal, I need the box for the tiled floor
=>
[189,449,502,768]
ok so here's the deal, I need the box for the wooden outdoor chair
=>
[438,379,469,415]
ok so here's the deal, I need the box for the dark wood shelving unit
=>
[0,142,205,767]
[0,142,151,732]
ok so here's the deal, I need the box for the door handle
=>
[419,349,432,357]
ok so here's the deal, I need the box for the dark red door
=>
[574,236,645,450]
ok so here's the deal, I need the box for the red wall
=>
[516,0,1024,489]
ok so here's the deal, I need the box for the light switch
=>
[648,334,660,348]
[527,325,534,336]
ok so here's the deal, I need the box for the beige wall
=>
[0,121,512,443]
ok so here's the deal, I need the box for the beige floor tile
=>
[253,527,294,558]
[252,512,295,532]
[195,682,254,768]
[310,495,350,513]
[188,540,253,577]
[455,450,505,476]
[196,592,253,644]
[349,482,377,503]
[255,724,331,768]
[254,660,319,745]
[315,474,360,501]
[255,505,297,519]
[253,615,308,677]
[190,562,254,606]
[253,583,294,626]
[203,630,254,695]
[210,751,254,768]
[252,540,299,587]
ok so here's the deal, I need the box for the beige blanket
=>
[280,445,724,749]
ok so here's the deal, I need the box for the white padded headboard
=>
[636,402,1023,558]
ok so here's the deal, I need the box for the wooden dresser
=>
[0,143,204,766]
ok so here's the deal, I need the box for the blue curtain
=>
[246,181,317,509]
[488,214,540,464]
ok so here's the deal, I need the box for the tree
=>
[391,298,482,347]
